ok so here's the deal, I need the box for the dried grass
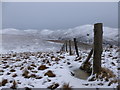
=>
[108,79,118,86]
[38,65,48,70]
[10,69,16,72]
[27,66,34,70]
[29,74,37,78]
[20,67,24,70]
[12,73,17,77]
[16,59,21,61]
[3,65,9,69]
[1,79,8,86]
[62,83,72,90]
[44,70,56,77]
[89,67,116,81]
[10,80,17,89]
[31,64,37,67]
[59,56,65,59]
[22,69,30,78]
[25,87,31,90]
[100,67,116,79]
[47,83,59,89]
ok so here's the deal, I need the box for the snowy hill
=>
[46,25,118,45]
[1,25,118,53]
[1,25,118,44]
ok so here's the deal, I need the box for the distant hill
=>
[1,25,118,45]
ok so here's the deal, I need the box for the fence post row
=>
[60,23,103,75]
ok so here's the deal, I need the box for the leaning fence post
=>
[74,38,79,57]
[93,23,103,74]
[84,48,93,64]
[69,40,72,55]
[80,48,93,72]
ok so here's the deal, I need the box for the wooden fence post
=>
[80,48,93,73]
[65,40,68,52]
[93,23,103,74]
[69,40,72,55]
[74,38,79,57]
[60,42,65,52]
[84,48,93,64]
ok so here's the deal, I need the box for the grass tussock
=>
[112,57,118,60]
[51,56,55,59]
[89,67,116,81]
[1,79,8,86]
[47,83,59,89]
[108,79,118,86]
[6,72,11,75]
[59,56,65,59]
[0,70,4,72]
[27,66,34,70]
[42,59,49,64]
[10,80,17,89]
[52,57,60,61]
[62,83,72,90]
[2,61,7,64]
[16,59,21,61]
[31,64,37,67]
[36,76,42,79]
[20,67,24,70]
[100,67,116,79]
[12,54,16,57]
[3,65,9,69]
[12,73,17,77]
[44,70,56,77]
[25,87,32,90]
[31,70,38,73]
[10,69,16,72]
[22,69,29,78]
[29,74,37,78]
[40,56,44,58]
[38,65,48,70]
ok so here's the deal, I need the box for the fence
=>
[60,23,103,75]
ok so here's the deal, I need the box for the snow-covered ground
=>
[0,46,119,89]
[1,34,62,54]
[0,25,119,89]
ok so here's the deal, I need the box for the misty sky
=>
[2,2,118,30]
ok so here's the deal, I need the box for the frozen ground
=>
[0,25,119,89]
[1,34,62,54]
[0,46,119,89]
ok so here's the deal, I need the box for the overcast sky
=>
[2,2,118,30]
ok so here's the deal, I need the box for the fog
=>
[2,2,118,30]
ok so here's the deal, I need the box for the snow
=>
[0,25,119,89]
[40,29,54,35]
[1,25,118,54]
[0,46,119,89]
[1,25,118,41]
[1,28,25,35]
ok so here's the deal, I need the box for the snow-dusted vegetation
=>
[0,25,119,89]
